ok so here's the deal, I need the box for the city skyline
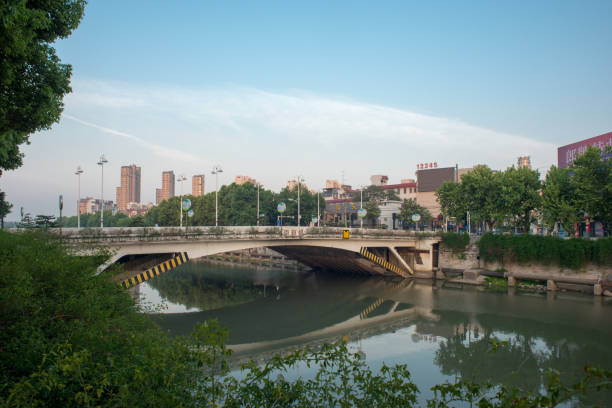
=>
[2,1,611,219]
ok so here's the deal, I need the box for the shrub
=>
[439,232,470,254]
[477,233,612,270]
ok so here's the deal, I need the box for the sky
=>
[2,0,612,220]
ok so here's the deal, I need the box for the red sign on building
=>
[557,132,612,168]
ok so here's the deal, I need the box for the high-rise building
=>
[517,156,532,169]
[116,164,141,213]
[155,188,163,205]
[192,174,205,196]
[157,171,175,204]
[235,175,257,185]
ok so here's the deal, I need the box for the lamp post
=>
[177,174,187,227]
[97,154,108,229]
[75,166,83,229]
[360,186,364,229]
[256,182,260,226]
[296,176,303,227]
[317,190,320,227]
[212,165,223,226]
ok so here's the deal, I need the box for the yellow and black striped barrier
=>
[360,298,384,320]
[119,252,189,289]
[359,247,408,276]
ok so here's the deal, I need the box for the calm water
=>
[138,261,612,406]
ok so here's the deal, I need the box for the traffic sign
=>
[277,202,286,213]
[411,213,421,222]
[182,198,191,210]
[358,208,367,219]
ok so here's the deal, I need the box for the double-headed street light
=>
[211,165,223,226]
[97,154,108,229]
[177,174,187,227]
[75,166,83,229]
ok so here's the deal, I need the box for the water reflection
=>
[143,261,612,405]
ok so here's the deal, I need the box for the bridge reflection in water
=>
[141,260,612,404]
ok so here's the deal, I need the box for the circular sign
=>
[277,202,286,213]
[411,213,421,222]
[182,198,191,210]
[312,217,318,223]
[187,210,194,217]
[358,208,367,219]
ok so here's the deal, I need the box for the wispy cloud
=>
[63,114,203,164]
[64,79,556,178]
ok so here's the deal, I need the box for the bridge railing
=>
[17,226,441,243]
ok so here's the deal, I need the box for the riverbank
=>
[439,233,612,296]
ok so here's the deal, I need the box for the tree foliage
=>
[399,198,432,226]
[0,0,86,174]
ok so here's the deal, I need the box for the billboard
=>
[416,167,456,192]
[557,132,612,168]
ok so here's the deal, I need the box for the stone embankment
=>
[438,237,612,296]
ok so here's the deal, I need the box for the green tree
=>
[0,191,12,228]
[353,185,399,204]
[541,165,578,234]
[500,166,542,233]
[571,146,612,232]
[0,0,86,175]
[399,198,432,228]
[34,214,58,228]
[364,199,380,227]
[459,165,504,231]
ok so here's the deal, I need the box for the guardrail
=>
[9,226,442,243]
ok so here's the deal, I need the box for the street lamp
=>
[97,154,108,229]
[75,166,83,229]
[256,182,260,226]
[211,165,223,226]
[177,174,187,227]
[296,176,304,227]
[360,186,364,229]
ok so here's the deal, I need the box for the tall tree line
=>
[436,146,612,234]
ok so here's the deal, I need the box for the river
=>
[137,261,612,406]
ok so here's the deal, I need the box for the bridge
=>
[58,226,441,280]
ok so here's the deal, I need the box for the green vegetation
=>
[439,232,470,254]
[2,230,612,406]
[478,233,612,270]
[0,0,86,175]
[58,182,326,228]
[399,198,432,228]
[437,146,612,235]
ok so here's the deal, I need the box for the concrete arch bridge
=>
[61,226,441,280]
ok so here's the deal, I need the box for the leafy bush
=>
[478,233,612,270]
[439,232,470,254]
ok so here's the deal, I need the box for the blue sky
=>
[3,0,612,219]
